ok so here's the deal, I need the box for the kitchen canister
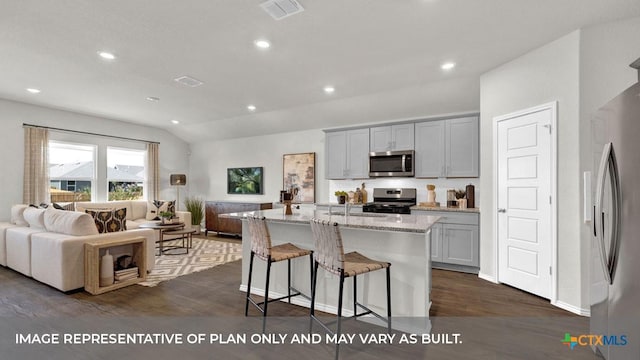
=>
[100,250,114,286]
[447,189,457,208]
[466,184,475,208]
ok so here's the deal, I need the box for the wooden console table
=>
[205,201,273,236]
[84,236,147,295]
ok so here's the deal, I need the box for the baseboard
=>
[477,272,498,284]
[552,300,590,316]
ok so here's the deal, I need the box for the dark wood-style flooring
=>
[0,236,596,359]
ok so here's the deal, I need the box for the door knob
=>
[498,208,506,213]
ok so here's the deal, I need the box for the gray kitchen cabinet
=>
[369,123,414,152]
[416,209,479,273]
[442,223,479,267]
[445,116,479,177]
[415,120,445,177]
[415,116,479,178]
[325,128,370,179]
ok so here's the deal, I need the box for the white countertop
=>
[411,205,480,213]
[314,202,364,207]
[221,208,440,233]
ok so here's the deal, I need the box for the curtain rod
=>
[22,123,160,145]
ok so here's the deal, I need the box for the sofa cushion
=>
[86,208,127,233]
[146,200,175,220]
[131,200,147,221]
[44,208,100,236]
[23,207,46,229]
[6,227,45,276]
[30,228,157,291]
[0,222,18,267]
[11,204,29,226]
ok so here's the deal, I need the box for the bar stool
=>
[309,219,391,358]
[244,216,314,332]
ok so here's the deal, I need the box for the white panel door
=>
[497,108,552,299]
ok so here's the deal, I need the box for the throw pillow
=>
[10,204,29,226]
[145,200,175,220]
[52,202,75,211]
[86,208,127,233]
[23,207,46,229]
[44,208,99,236]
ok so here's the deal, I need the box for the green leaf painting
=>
[227,167,263,194]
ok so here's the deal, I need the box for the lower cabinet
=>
[419,210,479,273]
[205,202,273,236]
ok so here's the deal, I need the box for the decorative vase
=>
[458,199,467,209]
[337,195,346,204]
[100,250,114,287]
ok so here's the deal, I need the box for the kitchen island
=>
[221,208,440,333]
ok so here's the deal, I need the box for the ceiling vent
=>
[174,75,204,88]
[260,0,304,20]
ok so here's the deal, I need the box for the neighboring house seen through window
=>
[49,141,95,202]
[48,141,147,203]
[107,147,145,201]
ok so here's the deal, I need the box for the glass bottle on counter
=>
[447,189,457,208]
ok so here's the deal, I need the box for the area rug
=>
[138,238,242,287]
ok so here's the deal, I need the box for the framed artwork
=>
[283,152,315,203]
[227,167,264,194]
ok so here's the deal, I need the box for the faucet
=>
[344,202,351,217]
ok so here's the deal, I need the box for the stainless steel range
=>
[362,188,416,214]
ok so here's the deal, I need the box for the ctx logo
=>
[561,333,628,350]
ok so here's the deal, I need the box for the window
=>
[49,142,96,202]
[107,147,145,201]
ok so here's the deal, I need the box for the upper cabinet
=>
[326,129,370,179]
[415,116,479,178]
[369,123,414,152]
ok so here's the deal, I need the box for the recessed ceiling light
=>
[171,120,180,125]
[441,62,456,70]
[26,88,41,94]
[146,96,160,102]
[323,86,335,94]
[98,51,116,60]
[254,40,271,49]
[247,105,257,111]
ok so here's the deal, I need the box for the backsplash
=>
[329,178,479,207]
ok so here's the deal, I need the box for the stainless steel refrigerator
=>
[590,58,640,359]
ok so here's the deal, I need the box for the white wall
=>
[188,129,327,205]
[0,99,189,220]
[480,31,581,308]
[188,126,479,209]
[577,16,640,310]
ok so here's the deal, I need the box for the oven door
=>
[369,150,414,177]
[363,204,411,214]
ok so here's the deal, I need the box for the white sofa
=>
[74,200,192,232]
[1,201,191,292]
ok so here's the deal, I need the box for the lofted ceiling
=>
[1,0,639,143]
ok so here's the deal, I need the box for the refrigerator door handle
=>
[595,142,622,285]
[592,205,597,237]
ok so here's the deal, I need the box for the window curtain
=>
[23,127,50,205]
[146,142,159,200]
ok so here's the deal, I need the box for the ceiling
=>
[2,1,639,143]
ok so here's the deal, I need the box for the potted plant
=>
[335,191,348,204]
[159,211,175,224]
[184,196,204,234]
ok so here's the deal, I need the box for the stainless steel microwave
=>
[369,150,414,177]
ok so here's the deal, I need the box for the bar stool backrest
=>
[247,216,271,260]
[309,219,344,275]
